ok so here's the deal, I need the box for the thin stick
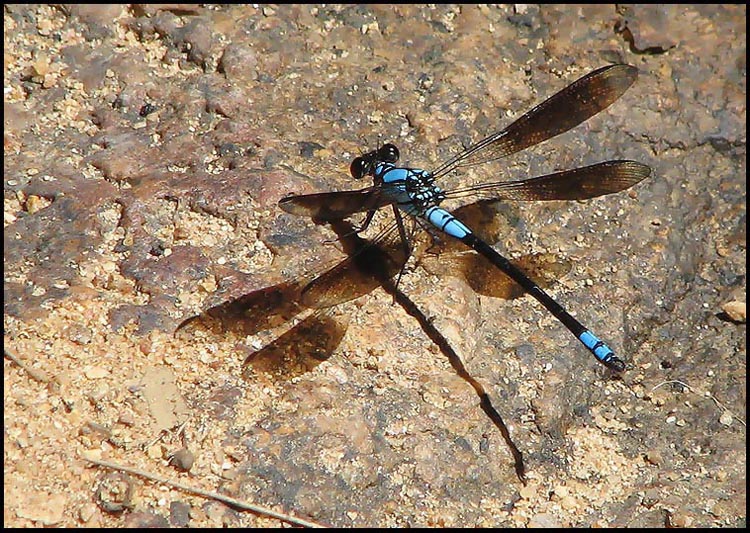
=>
[84,456,326,528]
[4,348,52,383]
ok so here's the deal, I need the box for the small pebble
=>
[721,301,745,323]
[169,447,195,472]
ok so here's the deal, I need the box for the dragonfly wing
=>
[279,186,391,220]
[447,160,651,202]
[301,227,409,309]
[434,64,639,176]
[175,279,307,337]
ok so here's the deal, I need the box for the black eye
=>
[380,143,399,163]
[350,157,367,179]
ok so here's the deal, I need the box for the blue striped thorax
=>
[374,162,446,216]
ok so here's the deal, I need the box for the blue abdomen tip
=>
[579,330,615,362]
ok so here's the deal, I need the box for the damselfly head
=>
[350,143,400,179]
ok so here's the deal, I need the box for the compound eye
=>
[380,143,399,164]
[350,157,367,179]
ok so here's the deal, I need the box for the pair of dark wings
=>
[279,64,650,221]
